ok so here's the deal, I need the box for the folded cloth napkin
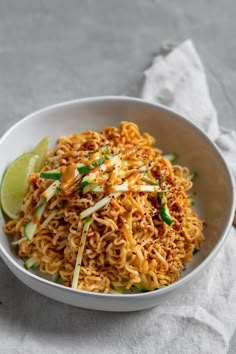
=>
[141,39,236,354]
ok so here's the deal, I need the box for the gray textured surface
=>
[0,0,235,353]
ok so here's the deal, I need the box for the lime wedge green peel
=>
[33,136,49,172]
[0,153,39,219]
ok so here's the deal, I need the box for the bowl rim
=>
[0,95,235,299]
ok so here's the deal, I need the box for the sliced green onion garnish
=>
[77,180,90,189]
[90,157,105,169]
[24,203,46,241]
[99,155,120,172]
[72,218,92,289]
[160,205,172,226]
[77,164,89,174]
[157,191,167,205]
[40,170,61,180]
[40,210,57,229]
[83,183,103,194]
[142,172,159,186]
[52,273,60,283]
[40,156,110,181]
[163,152,177,162]
[42,180,61,201]
[24,257,40,269]
[100,146,109,154]
[112,285,126,294]
[24,180,60,242]
[113,184,160,192]
[187,172,197,181]
[134,285,150,293]
[12,236,27,246]
[80,193,120,219]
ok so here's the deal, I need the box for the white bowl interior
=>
[0,97,234,310]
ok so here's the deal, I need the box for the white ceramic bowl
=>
[0,96,234,311]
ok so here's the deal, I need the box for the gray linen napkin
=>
[141,39,236,354]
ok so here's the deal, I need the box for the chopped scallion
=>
[163,152,177,162]
[24,257,40,269]
[160,205,172,226]
[80,193,120,219]
[72,218,92,289]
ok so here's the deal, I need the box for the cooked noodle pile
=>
[3,122,204,293]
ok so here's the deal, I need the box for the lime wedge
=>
[0,153,39,219]
[33,136,49,172]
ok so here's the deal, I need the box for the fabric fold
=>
[141,39,236,353]
[142,39,220,141]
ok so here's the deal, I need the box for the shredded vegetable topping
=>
[3,121,204,293]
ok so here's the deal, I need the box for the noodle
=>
[3,121,204,293]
